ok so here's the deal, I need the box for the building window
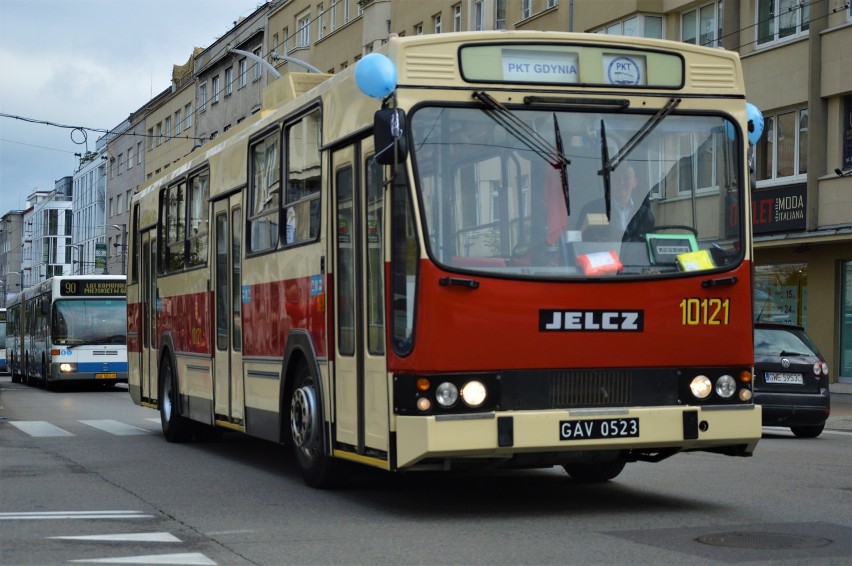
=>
[318,3,325,39]
[147,128,154,151]
[521,0,531,20]
[757,0,809,46]
[473,0,483,31]
[755,263,808,326]
[344,0,350,23]
[415,23,423,35]
[297,12,311,47]
[594,14,664,38]
[495,0,506,29]
[434,13,442,33]
[137,141,143,164]
[225,67,233,96]
[212,76,220,103]
[118,153,124,175]
[200,83,208,111]
[547,0,558,8]
[841,262,852,380]
[175,110,182,135]
[156,122,163,146]
[239,59,247,87]
[127,146,134,170]
[453,4,462,31]
[682,1,723,47]
[330,4,336,31]
[164,116,172,140]
[185,103,192,129]
[756,108,809,184]
[253,48,262,81]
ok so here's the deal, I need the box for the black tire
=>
[160,356,192,442]
[289,361,342,488]
[790,423,824,438]
[563,457,627,483]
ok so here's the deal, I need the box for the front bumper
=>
[395,404,761,468]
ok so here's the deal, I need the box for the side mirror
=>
[374,108,408,166]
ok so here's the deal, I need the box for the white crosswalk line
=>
[8,421,74,437]
[69,552,216,565]
[79,420,149,436]
[50,532,181,542]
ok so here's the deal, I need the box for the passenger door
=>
[212,196,245,425]
[331,139,389,455]
[140,231,157,402]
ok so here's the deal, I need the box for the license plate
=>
[559,418,639,441]
[95,373,117,380]
[765,372,803,384]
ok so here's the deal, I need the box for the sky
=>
[0,0,266,215]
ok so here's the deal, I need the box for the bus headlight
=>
[435,382,459,408]
[461,380,487,407]
[715,375,737,398]
[690,375,712,399]
[59,363,76,373]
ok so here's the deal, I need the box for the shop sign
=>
[752,183,806,234]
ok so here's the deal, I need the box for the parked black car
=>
[754,322,831,438]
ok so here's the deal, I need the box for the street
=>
[1,376,851,565]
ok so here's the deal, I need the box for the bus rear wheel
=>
[563,454,627,483]
[289,361,341,488]
[160,357,192,442]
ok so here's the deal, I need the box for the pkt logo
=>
[539,309,644,332]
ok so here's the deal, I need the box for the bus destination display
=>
[60,280,127,297]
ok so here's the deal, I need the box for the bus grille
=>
[550,370,632,408]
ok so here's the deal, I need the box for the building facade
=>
[0,211,24,305]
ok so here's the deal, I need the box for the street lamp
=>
[109,224,127,275]
[69,244,84,275]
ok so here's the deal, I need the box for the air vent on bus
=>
[550,370,632,407]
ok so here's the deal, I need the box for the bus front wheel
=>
[289,361,341,488]
[160,357,192,442]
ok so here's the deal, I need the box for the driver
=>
[577,163,654,242]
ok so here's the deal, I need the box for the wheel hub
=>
[291,386,318,450]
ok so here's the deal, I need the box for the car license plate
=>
[559,418,639,441]
[95,373,117,380]
[765,372,803,384]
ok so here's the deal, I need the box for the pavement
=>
[826,390,852,432]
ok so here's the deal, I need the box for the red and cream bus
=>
[128,31,763,487]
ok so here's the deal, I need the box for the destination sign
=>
[59,280,127,297]
[460,43,682,87]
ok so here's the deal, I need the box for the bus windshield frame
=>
[409,103,744,279]
[51,298,128,346]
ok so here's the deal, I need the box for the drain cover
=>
[697,531,832,550]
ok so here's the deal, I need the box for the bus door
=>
[332,141,389,455]
[140,230,157,402]
[212,196,244,425]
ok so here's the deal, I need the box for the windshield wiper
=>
[598,98,681,219]
[472,91,571,169]
[472,91,572,218]
[552,113,570,215]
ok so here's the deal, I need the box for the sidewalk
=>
[827,386,852,432]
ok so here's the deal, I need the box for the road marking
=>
[68,553,216,565]
[0,511,153,520]
[7,421,74,437]
[80,420,149,436]
[49,532,181,542]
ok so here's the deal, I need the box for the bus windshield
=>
[411,105,743,279]
[51,299,127,345]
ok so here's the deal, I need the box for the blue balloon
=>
[355,53,398,99]
[746,102,764,146]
